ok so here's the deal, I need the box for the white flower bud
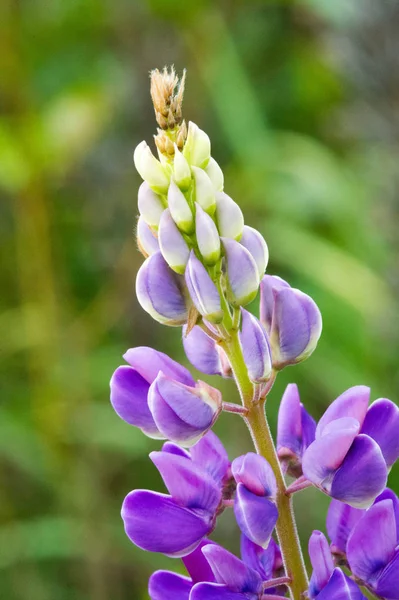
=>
[167,180,194,234]
[192,166,216,215]
[173,144,192,191]
[183,121,211,168]
[215,192,244,241]
[195,203,221,266]
[205,157,224,192]
[133,141,170,193]
[138,182,165,229]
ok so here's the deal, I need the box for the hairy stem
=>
[219,331,309,600]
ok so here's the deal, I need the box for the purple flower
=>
[222,238,260,307]
[347,498,399,599]
[136,251,189,326]
[259,275,322,369]
[308,531,366,599]
[239,225,269,278]
[277,383,316,478]
[232,453,278,548]
[185,251,224,323]
[190,544,264,600]
[327,488,399,561]
[240,535,286,596]
[158,208,190,274]
[182,325,232,377]
[121,432,230,557]
[148,374,222,446]
[302,386,389,507]
[137,216,160,257]
[110,346,194,438]
[149,541,216,600]
[239,309,272,384]
[137,181,165,228]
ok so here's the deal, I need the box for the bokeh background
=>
[1,0,399,598]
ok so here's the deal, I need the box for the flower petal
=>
[316,386,370,439]
[361,398,399,468]
[326,499,364,555]
[215,192,244,240]
[190,431,230,484]
[308,531,334,598]
[239,225,269,278]
[375,488,399,543]
[121,490,211,556]
[330,434,387,508]
[232,453,277,498]
[150,450,221,514]
[302,419,360,488]
[182,325,223,376]
[182,540,217,584]
[347,499,397,583]
[190,583,248,600]
[110,366,161,437]
[234,484,278,548]
[201,544,262,593]
[149,571,192,600]
[259,275,290,334]
[316,568,366,600]
[222,238,259,307]
[239,309,272,383]
[375,549,399,599]
[240,535,276,581]
[137,216,160,256]
[123,346,194,386]
[185,251,223,323]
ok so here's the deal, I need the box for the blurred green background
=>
[1,0,398,598]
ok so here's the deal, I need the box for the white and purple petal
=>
[240,309,272,383]
[326,499,365,556]
[201,543,262,594]
[360,398,399,469]
[259,275,290,334]
[137,216,160,256]
[215,192,244,240]
[182,325,223,376]
[316,386,370,439]
[158,208,190,274]
[239,225,269,278]
[190,430,230,485]
[123,346,194,386]
[308,531,334,598]
[232,453,277,498]
[234,484,278,548]
[222,238,259,307]
[316,569,366,600]
[185,251,223,323]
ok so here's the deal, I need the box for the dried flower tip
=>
[150,66,186,130]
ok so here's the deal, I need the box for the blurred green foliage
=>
[1,0,398,598]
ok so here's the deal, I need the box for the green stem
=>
[219,331,309,600]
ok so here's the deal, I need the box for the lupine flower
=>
[260,275,322,369]
[185,251,223,323]
[222,238,259,307]
[240,535,286,596]
[308,531,366,599]
[190,544,268,600]
[148,373,222,446]
[136,251,189,326]
[327,488,399,561]
[277,384,316,478]
[122,432,230,557]
[192,167,216,214]
[137,181,165,228]
[134,140,170,192]
[239,308,272,383]
[174,145,192,191]
[182,324,232,377]
[232,453,278,548]
[158,208,190,274]
[110,346,194,438]
[195,204,221,265]
[240,225,269,278]
[149,540,216,600]
[183,121,211,168]
[347,498,399,599]
[168,179,195,234]
[204,157,224,192]
[302,386,399,507]
[215,192,244,240]
[137,216,160,257]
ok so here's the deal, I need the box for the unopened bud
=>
[136,252,189,326]
[185,251,223,323]
[183,121,211,168]
[134,141,170,193]
[173,145,192,191]
[215,192,244,240]
[137,216,160,257]
[240,309,272,383]
[158,209,190,274]
[195,204,221,266]
[222,238,259,307]
[137,182,165,229]
[192,167,216,214]
[240,225,269,278]
[167,180,194,234]
[205,157,224,192]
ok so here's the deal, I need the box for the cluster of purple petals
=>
[110,347,222,446]
[277,383,399,508]
[326,488,399,599]
[149,535,287,600]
